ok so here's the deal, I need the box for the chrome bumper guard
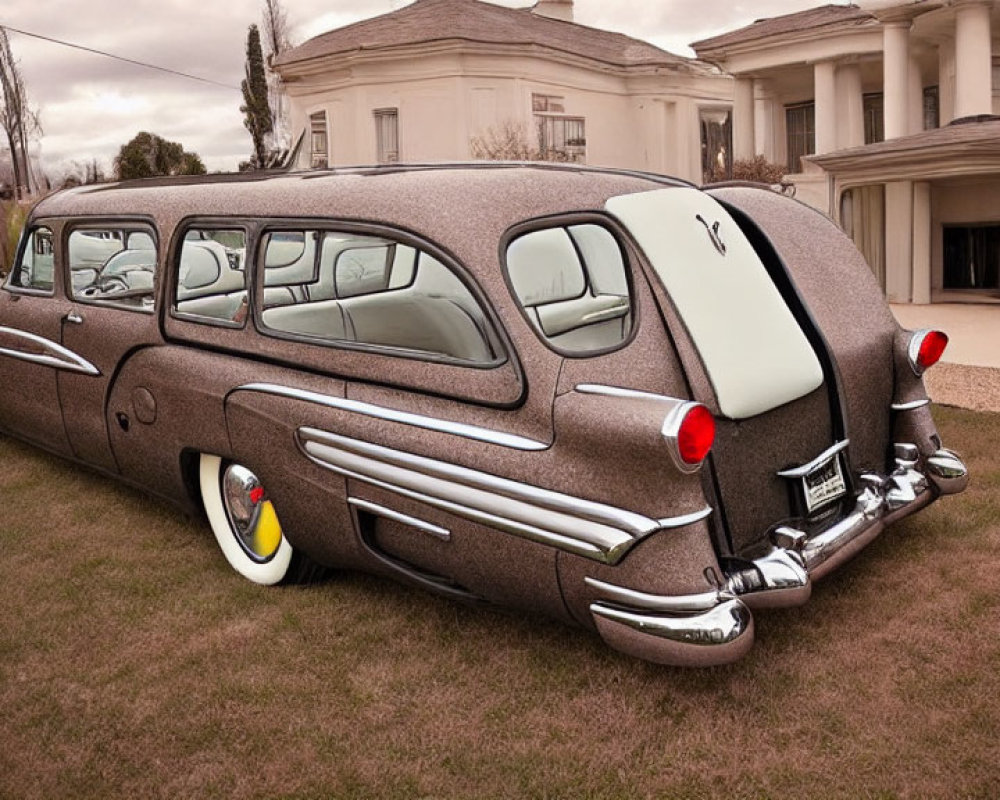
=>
[725,444,968,608]
[587,577,754,667]
[585,444,966,666]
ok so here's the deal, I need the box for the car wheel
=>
[199,454,301,585]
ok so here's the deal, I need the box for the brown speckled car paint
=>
[2,164,966,666]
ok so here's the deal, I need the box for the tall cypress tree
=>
[240,24,273,169]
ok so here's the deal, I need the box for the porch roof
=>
[806,117,1000,183]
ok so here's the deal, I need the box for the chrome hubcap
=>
[221,464,281,562]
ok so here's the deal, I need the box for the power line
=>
[0,23,241,91]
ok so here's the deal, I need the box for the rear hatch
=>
[605,186,896,559]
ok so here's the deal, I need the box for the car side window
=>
[173,228,248,325]
[505,222,632,354]
[7,226,55,293]
[259,229,501,364]
[68,226,157,312]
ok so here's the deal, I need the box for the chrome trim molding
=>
[776,439,850,479]
[348,496,451,541]
[297,427,706,564]
[891,398,930,412]
[0,326,100,376]
[236,382,549,451]
[656,506,713,529]
[585,576,727,614]
[575,383,675,402]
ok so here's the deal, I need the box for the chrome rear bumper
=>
[725,443,968,607]
[586,443,966,666]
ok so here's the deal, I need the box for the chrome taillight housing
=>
[662,402,716,473]
[908,329,948,376]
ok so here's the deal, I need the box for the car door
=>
[0,223,77,456]
[56,221,163,473]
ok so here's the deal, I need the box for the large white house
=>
[275,0,1000,305]
[271,0,732,184]
[692,0,1000,305]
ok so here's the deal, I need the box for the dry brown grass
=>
[1,406,998,799]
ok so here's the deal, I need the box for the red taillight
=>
[909,329,948,375]
[676,404,715,467]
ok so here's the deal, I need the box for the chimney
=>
[532,0,573,22]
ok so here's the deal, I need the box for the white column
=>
[954,0,993,118]
[912,182,932,304]
[814,60,838,154]
[883,21,912,139]
[839,62,865,148]
[909,53,925,134]
[885,181,913,302]
[733,77,756,161]
[939,40,957,124]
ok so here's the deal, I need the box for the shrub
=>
[1,200,29,272]
[470,120,575,163]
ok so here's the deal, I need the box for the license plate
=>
[802,453,846,513]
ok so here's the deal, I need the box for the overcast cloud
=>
[0,0,848,177]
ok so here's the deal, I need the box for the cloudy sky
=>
[1,0,848,178]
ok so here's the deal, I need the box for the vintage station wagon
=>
[3,164,967,666]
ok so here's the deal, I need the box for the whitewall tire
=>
[199,454,294,585]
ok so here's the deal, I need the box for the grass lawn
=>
[1,406,997,799]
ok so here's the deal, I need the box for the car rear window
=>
[505,222,632,355]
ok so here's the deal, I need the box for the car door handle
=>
[64,312,84,325]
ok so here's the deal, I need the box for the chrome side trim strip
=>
[891,398,930,412]
[0,326,100,376]
[575,383,676,402]
[776,439,850,479]
[348,497,451,541]
[235,382,550,452]
[314,454,611,561]
[585,576,727,613]
[656,506,713,529]
[297,428,705,564]
[300,427,662,538]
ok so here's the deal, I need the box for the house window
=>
[532,93,585,161]
[532,94,565,114]
[863,93,884,144]
[700,108,732,183]
[374,108,399,164]
[785,102,815,172]
[923,86,940,130]
[943,225,1000,291]
[309,111,328,169]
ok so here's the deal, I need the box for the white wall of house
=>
[281,46,730,185]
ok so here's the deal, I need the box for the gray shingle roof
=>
[274,0,702,71]
[692,5,876,53]
[809,117,1000,169]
